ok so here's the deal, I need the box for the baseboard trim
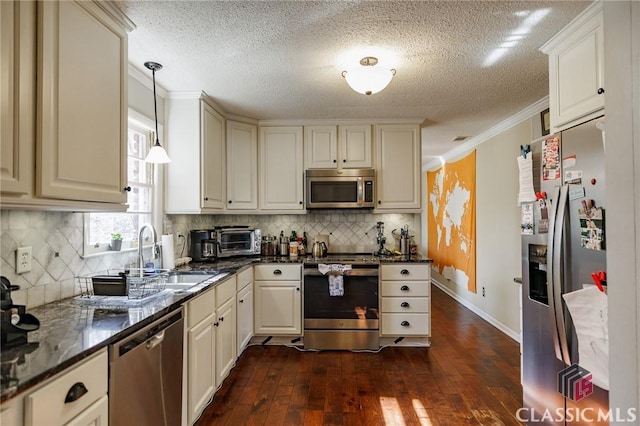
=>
[431,278,521,343]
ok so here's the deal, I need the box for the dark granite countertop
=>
[0,255,431,402]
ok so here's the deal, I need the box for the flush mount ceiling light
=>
[144,61,171,164]
[341,56,396,96]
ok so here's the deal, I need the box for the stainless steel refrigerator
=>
[521,117,609,425]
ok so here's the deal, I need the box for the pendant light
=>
[342,56,396,96]
[144,61,171,163]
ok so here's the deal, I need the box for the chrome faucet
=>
[138,224,159,276]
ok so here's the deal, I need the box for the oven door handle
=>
[303,268,379,277]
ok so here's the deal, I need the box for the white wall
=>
[430,118,532,340]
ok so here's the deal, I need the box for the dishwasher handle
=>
[111,308,183,359]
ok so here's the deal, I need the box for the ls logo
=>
[558,364,594,401]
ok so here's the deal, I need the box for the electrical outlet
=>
[16,246,32,274]
[482,286,486,297]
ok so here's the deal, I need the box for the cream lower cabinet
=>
[185,287,216,425]
[236,268,254,355]
[214,276,237,388]
[380,264,431,337]
[23,349,108,426]
[374,124,421,211]
[254,264,302,335]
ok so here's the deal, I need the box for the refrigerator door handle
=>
[547,186,564,362]
[550,185,572,366]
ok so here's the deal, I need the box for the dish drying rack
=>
[76,269,169,300]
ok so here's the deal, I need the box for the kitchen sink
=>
[164,271,228,290]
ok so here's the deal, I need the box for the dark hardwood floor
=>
[195,285,523,425]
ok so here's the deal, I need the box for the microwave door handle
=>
[357,177,363,206]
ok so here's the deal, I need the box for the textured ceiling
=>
[114,0,589,163]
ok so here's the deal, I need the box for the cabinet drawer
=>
[216,275,236,307]
[381,314,430,336]
[380,264,430,281]
[380,281,429,297]
[25,349,107,426]
[237,267,253,291]
[188,287,215,328]
[254,264,300,281]
[381,297,429,313]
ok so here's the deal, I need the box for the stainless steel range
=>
[303,255,379,350]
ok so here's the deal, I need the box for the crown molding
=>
[128,64,168,98]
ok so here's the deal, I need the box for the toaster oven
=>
[215,227,261,258]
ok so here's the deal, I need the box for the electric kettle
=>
[312,241,327,258]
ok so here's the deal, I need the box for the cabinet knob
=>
[401,320,410,327]
[400,269,409,275]
[204,197,209,201]
[343,159,346,163]
[296,287,300,291]
[239,299,244,303]
[214,321,219,327]
[228,200,232,204]
[400,302,409,308]
[123,186,131,192]
[220,316,224,322]
[273,269,282,275]
[597,87,605,95]
[333,159,337,163]
[65,382,88,404]
[400,285,410,291]
[299,201,303,205]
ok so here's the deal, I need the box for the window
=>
[83,113,158,256]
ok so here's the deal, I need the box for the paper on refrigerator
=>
[562,285,609,390]
[517,152,537,204]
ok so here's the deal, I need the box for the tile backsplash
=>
[167,211,422,256]
[1,209,421,308]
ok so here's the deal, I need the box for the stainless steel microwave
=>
[305,168,375,209]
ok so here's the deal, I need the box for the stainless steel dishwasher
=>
[109,308,184,426]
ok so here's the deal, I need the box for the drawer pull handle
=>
[65,382,88,404]
[400,269,409,275]
[400,285,410,291]
[400,302,409,308]
[401,321,410,327]
[273,269,282,275]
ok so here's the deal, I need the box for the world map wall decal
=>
[427,151,477,293]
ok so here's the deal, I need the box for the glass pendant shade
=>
[145,142,171,163]
[342,57,395,95]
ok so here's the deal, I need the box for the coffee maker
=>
[190,230,217,262]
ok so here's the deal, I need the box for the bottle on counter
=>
[279,231,288,256]
[297,237,306,256]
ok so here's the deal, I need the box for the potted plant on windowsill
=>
[110,233,123,251]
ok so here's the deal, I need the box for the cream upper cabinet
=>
[374,124,421,210]
[540,2,604,132]
[37,1,129,204]
[304,125,371,169]
[201,102,226,209]
[1,1,35,197]
[165,96,225,213]
[226,120,258,210]
[259,126,304,211]
[1,0,132,210]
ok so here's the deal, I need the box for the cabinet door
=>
[339,125,372,168]
[237,283,253,355]
[188,315,216,425]
[201,101,225,209]
[259,126,304,210]
[226,120,258,210]
[375,124,421,209]
[215,297,236,387]
[1,0,35,196]
[38,1,127,204]
[65,395,108,426]
[254,281,301,335]
[304,125,337,168]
